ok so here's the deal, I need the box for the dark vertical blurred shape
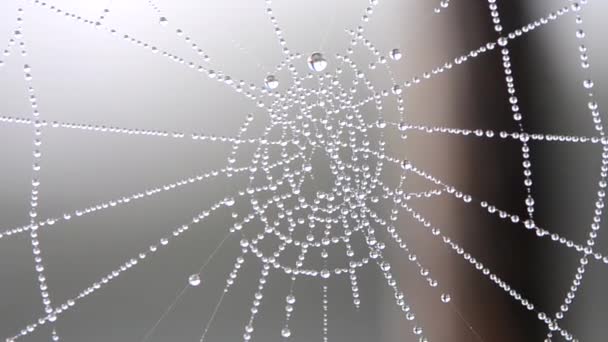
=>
[456,2,543,341]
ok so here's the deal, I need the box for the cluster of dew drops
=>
[176,38,457,342]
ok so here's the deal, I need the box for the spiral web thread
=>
[0,0,605,341]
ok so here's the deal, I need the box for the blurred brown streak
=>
[387,2,538,341]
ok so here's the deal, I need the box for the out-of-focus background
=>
[0,0,607,341]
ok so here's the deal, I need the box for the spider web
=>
[0,0,605,341]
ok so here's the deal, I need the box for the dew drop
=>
[189,273,201,286]
[390,48,402,61]
[380,261,391,271]
[264,75,279,90]
[286,294,296,304]
[392,84,402,95]
[307,52,327,72]
[441,293,451,303]
[320,269,331,279]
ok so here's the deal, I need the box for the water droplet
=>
[159,17,168,26]
[286,294,296,304]
[392,85,402,95]
[380,261,391,271]
[264,75,279,90]
[189,273,201,286]
[320,269,331,279]
[390,48,402,61]
[401,160,412,170]
[576,29,585,39]
[307,52,327,72]
[281,327,291,338]
[441,293,451,303]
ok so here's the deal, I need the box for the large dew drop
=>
[389,48,402,61]
[264,75,279,90]
[441,293,451,303]
[307,52,327,72]
[320,269,331,279]
[189,273,201,286]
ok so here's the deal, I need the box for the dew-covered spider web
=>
[0,0,606,341]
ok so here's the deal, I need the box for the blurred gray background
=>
[0,0,607,341]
